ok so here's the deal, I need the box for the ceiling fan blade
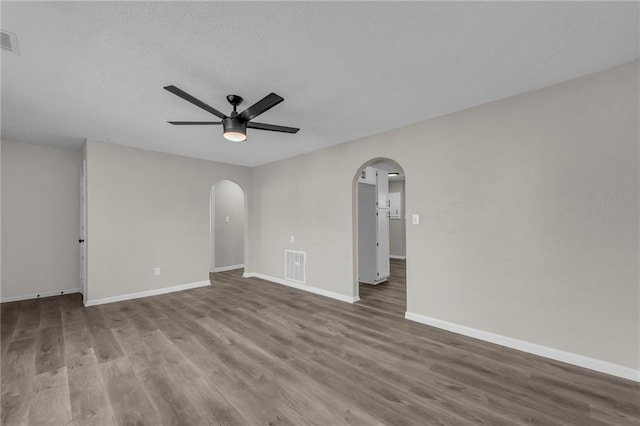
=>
[164,85,227,119]
[247,122,300,133]
[238,93,284,122]
[167,121,222,125]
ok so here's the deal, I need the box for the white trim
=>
[405,311,640,383]
[1,287,81,303]
[84,280,210,307]
[213,264,244,273]
[243,272,359,304]
[389,255,406,260]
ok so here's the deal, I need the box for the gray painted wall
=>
[1,140,81,300]
[85,141,252,302]
[250,62,639,370]
[213,180,245,269]
[389,180,406,258]
[0,141,2,300]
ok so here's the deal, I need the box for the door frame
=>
[209,179,246,273]
[80,159,87,301]
[352,157,407,304]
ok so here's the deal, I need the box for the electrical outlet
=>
[154,267,160,276]
[290,235,295,243]
[225,216,230,223]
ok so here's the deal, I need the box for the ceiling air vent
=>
[1,30,20,55]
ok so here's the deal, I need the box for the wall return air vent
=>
[1,30,20,55]
[285,250,306,284]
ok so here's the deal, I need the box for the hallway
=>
[358,258,406,317]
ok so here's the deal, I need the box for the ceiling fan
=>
[164,85,299,142]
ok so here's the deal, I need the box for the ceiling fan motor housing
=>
[223,116,247,141]
[223,116,246,132]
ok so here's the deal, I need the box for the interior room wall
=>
[213,180,245,269]
[1,140,3,300]
[84,140,252,303]
[1,140,82,301]
[250,61,639,372]
[389,180,406,258]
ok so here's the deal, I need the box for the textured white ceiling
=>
[2,2,638,167]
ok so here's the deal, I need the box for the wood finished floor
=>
[358,258,407,318]
[2,259,639,425]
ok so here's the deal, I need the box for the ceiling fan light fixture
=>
[223,117,247,142]
[223,131,247,142]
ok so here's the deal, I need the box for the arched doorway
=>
[353,158,407,316]
[210,180,245,274]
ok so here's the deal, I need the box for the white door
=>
[376,169,389,208]
[358,184,377,283]
[376,208,390,280]
[375,169,390,280]
[80,160,87,301]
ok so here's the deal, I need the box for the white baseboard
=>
[84,280,210,307]
[212,264,244,273]
[243,272,359,304]
[1,287,81,303]
[390,255,406,260]
[405,311,640,383]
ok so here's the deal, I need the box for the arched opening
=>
[209,180,245,275]
[352,158,407,316]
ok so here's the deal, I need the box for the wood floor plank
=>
[1,302,20,359]
[27,367,72,426]
[135,364,204,426]
[82,308,124,363]
[1,337,37,426]
[35,326,65,375]
[63,330,95,370]
[12,300,41,341]
[38,296,62,330]
[68,361,117,426]
[31,366,67,393]
[2,261,639,425]
[97,357,161,426]
[95,303,132,330]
